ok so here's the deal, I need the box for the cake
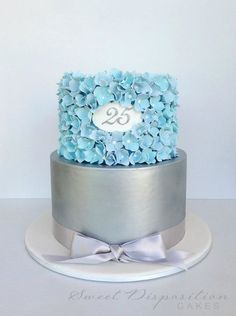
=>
[51,70,187,263]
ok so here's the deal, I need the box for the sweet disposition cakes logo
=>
[68,288,228,312]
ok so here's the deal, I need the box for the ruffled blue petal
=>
[123,133,139,151]
[115,149,129,166]
[94,87,114,106]
[77,137,95,150]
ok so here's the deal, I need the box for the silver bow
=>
[45,232,189,269]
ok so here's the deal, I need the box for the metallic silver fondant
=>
[51,149,187,244]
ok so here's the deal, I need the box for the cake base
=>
[25,211,212,282]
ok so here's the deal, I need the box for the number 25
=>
[102,106,132,126]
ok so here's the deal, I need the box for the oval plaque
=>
[92,103,142,132]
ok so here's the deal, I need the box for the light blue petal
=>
[139,134,153,149]
[62,95,73,106]
[77,137,95,150]
[123,133,139,151]
[115,149,129,166]
[134,95,149,111]
[129,150,142,165]
[94,86,114,106]
[69,79,80,92]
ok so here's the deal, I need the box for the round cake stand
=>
[25,212,212,282]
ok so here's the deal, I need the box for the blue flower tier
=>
[57,70,179,166]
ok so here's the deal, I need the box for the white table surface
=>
[0,199,235,316]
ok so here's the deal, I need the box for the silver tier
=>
[51,149,187,248]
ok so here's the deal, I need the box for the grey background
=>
[0,0,236,199]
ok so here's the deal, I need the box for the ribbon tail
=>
[119,250,191,271]
[163,250,192,271]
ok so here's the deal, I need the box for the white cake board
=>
[25,212,212,282]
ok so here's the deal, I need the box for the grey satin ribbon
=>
[53,218,186,250]
[44,230,190,270]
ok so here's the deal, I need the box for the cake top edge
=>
[57,69,178,87]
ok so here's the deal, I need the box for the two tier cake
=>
[51,70,187,260]
[25,70,212,280]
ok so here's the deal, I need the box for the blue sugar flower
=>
[77,137,95,150]
[157,115,167,128]
[80,124,97,139]
[122,133,139,151]
[139,134,153,149]
[150,98,165,112]
[75,94,85,107]
[79,77,96,94]
[115,149,129,166]
[170,147,177,158]
[95,142,106,157]
[132,123,147,138]
[112,131,124,141]
[108,82,123,102]
[79,81,89,94]
[85,93,97,109]
[111,69,124,81]
[156,146,172,162]
[84,148,102,164]
[120,72,134,89]
[140,148,156,164]
[172,121,178,133]
[108,81,118,93]
[59,113,71,131]
[62,95,73,106]
[163,91,175,103]
[67,105,77,115]
[154,76,169,92]
[75,107,91,124]
[61,134,76,145]
[151,138,163,150]
[105,152,116,166]
[60,146,75,160]
[159,129,172,146]
[75,149,85,163]
[134,95,149,111]
[84,77,96,92]
[95,72,112,86]
[95,129,108,141]
[148,125,159,137]
[124,89,137,104]
[69,79,80,92]
[70,117,81,133]
[64,140,77,153]
[129,150,142,165]
[59,120,70,131]
[133,79,152,94]
[167,76,177,90]
[163,105,174,119]
[60,76,70,89]
[94,86,114,106]
[105,134,123,152]
[143,109,158,124]
[150,83,161,97]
